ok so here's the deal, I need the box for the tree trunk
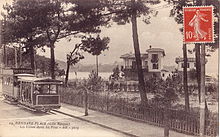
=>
[42,62,45,76]
[195,44,201,102]
[3,45,7,67]
[65,62,70,87]
[29,44,35,73]
[19,46,22,67]
[183,44,189,111]
[14,47,18,68]
[50,43,55,79]
[200,44,206,136]
[131,0,147,105]
[96,55,99,76]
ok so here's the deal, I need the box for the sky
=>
[0,0,219,76]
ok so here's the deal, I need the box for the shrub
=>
[86,70,104,92]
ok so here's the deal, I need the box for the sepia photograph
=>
[0,0,219,137]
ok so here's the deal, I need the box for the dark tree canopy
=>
[2,0,50,46]
[81,35,110,56]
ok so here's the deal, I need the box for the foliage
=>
[188,69,197,80]
[206,84,218,94]
[110,65,120,80]
[107,0,159,25]
[81,35,110,56]
[2,0,112,79]
[86,70,104,92]
[146,74,181,106]
[3,46,63,77]
[152,87,179,106]
[2,0,52,70]
[2,0,49,46]
[1,46,15,67]
[66,44,85,66]
[64,35,109,86]
[105,0,160,104]
[37,55,64,76]
[66,0,110,34]
[56,68,65,77]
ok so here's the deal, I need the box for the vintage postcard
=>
[0,0,219,137]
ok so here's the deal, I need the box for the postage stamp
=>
[183,6,214,43]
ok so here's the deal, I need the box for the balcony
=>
[123,66,148,72]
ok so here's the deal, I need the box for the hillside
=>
[57,59,176,73]
[56,60,123,72]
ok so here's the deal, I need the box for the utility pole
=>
[0,20,3,69]
[14,47,18,68]
[0,20,3,93]
[194,0,201,104]
[19,45,22,67]
[183,43,189,111]
[3,45,7,67]
[2,17,7,68]
[200,0,206,136]
[0,20,4,73]
[96,55,99,76]
[200,44,206,137]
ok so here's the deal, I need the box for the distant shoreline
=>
[69,71,112,73]
[68,72,112,80]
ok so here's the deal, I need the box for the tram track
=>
[1,98,136,137]
[1,95,136,137]
[51,109,138,137]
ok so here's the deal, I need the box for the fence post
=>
[124,84,127,92]
[164,103,171,137]
[106,90,109,111]
[84,88,88,116]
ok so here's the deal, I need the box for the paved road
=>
[0,100,128,137]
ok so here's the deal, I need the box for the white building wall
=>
[177,62,196,71]
[124,58,148,68]
[148,52,163,72]
[122,49,165,72]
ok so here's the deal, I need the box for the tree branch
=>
[57,31,80,40]
[46,29,52,43]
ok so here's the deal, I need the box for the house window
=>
[152,63,158,69]
[143,61,148,69]
[151,54,159,62]
[194,63,196,67]
[145,61,148,66]
[181,63,184,68]
[187,63,190,68]
[181,63,190,68]
[132,61,136,69]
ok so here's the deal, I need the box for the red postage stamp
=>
[183,6,213,43]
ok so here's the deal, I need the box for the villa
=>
[120,46,165,81]
[175,57,196,71]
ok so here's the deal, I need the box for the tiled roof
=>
[146,48,165,56]
[175,57,208,64]
[120,53,148,59]
[175,57,196,63]
[18,77,63,83]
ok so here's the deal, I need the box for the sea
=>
[68,72,112,80]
